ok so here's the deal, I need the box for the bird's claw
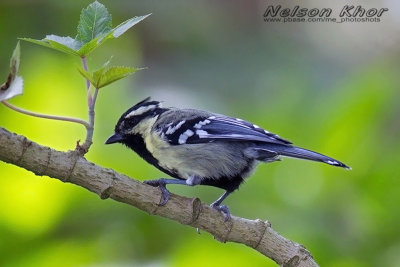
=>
[211,203,231,221]
[157,184,170,206]
[144,180,170,206]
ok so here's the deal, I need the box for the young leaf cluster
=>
[21,1,150,58]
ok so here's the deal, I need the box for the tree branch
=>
[0,127,318,267]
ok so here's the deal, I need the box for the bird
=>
[105,97,350,220]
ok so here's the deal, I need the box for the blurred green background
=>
[1,0,399,266]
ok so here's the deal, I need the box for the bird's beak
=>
[105,133,125,144]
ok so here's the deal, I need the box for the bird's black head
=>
[105,97,165,145]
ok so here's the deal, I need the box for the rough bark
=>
[0,127,318,267]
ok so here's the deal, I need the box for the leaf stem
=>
[1,101,89,128]
[81,57,93,107]
[81,57,90,90]
[92,87,99,108]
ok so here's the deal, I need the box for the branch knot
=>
[37,147,52,176]
[254,219,270,249]
[100,169,117,199]
[65,150,80,182]
[17,135,32,164]
[186,197,202,225]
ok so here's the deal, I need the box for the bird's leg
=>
[144,176,202,206]
[210,190,232,221]
[144,178,186,205]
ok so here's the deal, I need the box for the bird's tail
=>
[260,144,350,169]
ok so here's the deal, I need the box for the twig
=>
[0,127,319,267]
[1,101,89,128]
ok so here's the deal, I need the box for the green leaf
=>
[91,66,108,87]
[77,14,151,56]
[97,66,138,88]
[20,38,54,50]
[76,65,107,88]
[76,66,94,84]
[76,32,110,56]
[76,1,112,44]
[45,35,82,50]
[20,37,81,57]
[21,2,150,57]
[111,14,151,38]
[76,64,140,89]
[1,42,24,101]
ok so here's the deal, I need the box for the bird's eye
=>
[126,117,139,126]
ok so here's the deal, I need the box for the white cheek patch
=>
[178,129,194,144]
[130,116,159,134]
[125,104,157,119]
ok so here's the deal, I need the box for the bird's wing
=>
[158,114,292,145]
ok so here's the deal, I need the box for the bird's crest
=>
[123,97,162,119]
